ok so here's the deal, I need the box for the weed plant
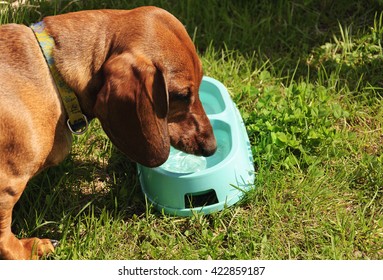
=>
[1,0,383,259]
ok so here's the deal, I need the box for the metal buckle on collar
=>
[66,114,89,135]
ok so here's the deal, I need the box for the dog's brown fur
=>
[0,7,216,259]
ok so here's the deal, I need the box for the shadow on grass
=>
[12,146,146,241]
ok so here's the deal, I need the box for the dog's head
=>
[94,7,217,167]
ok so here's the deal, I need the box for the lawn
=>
[1,0,383,259]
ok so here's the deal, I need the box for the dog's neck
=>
[42,11,114,119]
[31,21,89,134]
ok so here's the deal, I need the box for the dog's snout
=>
[199,135,217,157]
[202,145,216,157]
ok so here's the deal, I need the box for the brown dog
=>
[0,6,216,259]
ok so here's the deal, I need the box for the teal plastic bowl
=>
[137,76,255,216]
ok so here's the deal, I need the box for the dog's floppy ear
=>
[94,53,170,167]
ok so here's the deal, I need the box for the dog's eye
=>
[171,91,191,103]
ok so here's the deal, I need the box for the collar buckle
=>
[67,114,89,135]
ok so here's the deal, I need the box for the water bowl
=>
[137,76,255,216]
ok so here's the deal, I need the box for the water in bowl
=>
[205,140,230,168]
[161,148,207,173]
[160,120,232,174]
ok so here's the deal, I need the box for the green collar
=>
[30,21,88,135]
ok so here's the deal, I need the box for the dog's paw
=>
[20,237,56,259]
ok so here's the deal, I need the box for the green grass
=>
[2,0,383,259]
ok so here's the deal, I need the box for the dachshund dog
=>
[0,6,216,259]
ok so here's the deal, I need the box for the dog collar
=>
[30,21,88,135]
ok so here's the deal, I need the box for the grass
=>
[2,0,383,259]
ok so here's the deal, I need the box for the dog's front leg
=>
[0,181,55,260]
